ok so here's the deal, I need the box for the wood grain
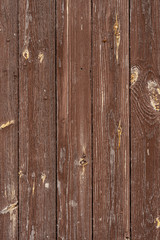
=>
[19,0,56,239]
[131,0,160,239]
[92,1,130,239]
[0,0,19,239]
[57,0,92,239]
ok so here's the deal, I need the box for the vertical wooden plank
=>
[0,0,18,239]
[92,1,130,239]
[19,0,56,239]
[131,1,160,239]
[57,0,92,239]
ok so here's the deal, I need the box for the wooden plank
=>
[92,1,130,239]
[0,0,19,239]
[19,0,56,239]
[130,0,160,238]
[57,0,92,239]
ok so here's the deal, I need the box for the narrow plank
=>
[57,0,92,239]
[92,1,130,239]
[0,0,18,239]
[131,1,160,239]
[19,0,56,239]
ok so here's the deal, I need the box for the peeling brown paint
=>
[131,66,139,85]
[147,80,160,111]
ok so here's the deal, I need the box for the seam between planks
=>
[55,0,58,239]
[91,0,93,239]
[129,0,132,239]
[17,0,20,238]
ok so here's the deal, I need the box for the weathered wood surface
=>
[57,0,92,239]
[2,0,160,239]
[0,0,19,239]
[19,0,56,239]
[131,0,160,239]
[92,0,130,239]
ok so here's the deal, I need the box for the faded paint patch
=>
[45,183,49,189]
[30,225,35,240]
[131,66,139,85]
[0,120,14,130]
[147,80,160,111]
[69,200,77,207]
[59,147,66,173]
[57,180,61,195]
[113,14,120,63]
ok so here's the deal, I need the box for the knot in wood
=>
[79,154,87,166]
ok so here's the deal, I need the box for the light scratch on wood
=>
[32,181,35,195]
[0,201,18,214]
[155,217,160,228]
[113,14,120,63]
[38,52,44,63]
[0,120,14,130]
[0,201,18,238]
[117,120,122,149]
[41,173,46,184]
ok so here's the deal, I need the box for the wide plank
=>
[0,0,19,239]
[19,0,56,239]
[131,0,160,239]
[92,1,130,239]
[57,0,92,239]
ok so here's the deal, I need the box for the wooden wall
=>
[0,0,160,239]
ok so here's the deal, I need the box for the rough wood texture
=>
[131,0,160,239]
[19,0,56,239]
[0,0,18,239]
[2,1,160,239]
[57,0,92,239]
[92,1,130,239]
